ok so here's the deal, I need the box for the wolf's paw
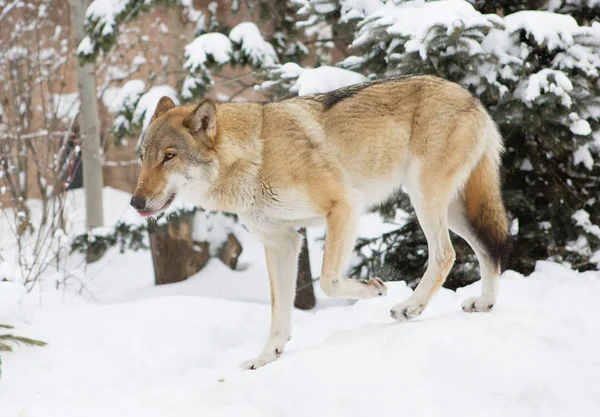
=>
[241,348,282,370]
[462,296,495,313]
[240,353,279,371]
[363,277,388,297]
[240,337,287,371]
[390,299,426,320]
[321,276,387,299]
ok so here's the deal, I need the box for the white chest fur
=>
[243,187,325,229]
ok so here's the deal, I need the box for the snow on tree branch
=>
[259,62,367,97]
[230,22,279,68]
[184,33,233,72]
[78,0,206,62]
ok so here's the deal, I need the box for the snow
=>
[3,46,28,61]
[295,0,384,23]
[573,145,594,170]
[84,0,205,41]
[339,0,384,22]
[573,209,600,239]
[353,0,500,60]
[132,54,147,67]
[0,262,18,287]
[2,255,600,416]
[516,69,573,107]
[485,9,600,83]
[105,79,146,114]
[261,63,368,96]
[275,62,305,79]
[184,33,233,71]
[85,0,130,36]
[338,54,367,69]
[503,11,580,51]
[548,0,600,11]
[0,281,25,318]
[570,120,592,136]
[520,159,533,171]
[178,0,204,32]
[133,85,179,129]
[294,66,368,95]
[76,36,94,56]
[51,93,80,121]
[229,22,278,68]
[192,212,238,256]
[554,43,600,77]
[276,63,368,96]
[569,112,592,136]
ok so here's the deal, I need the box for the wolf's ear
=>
[183,99,217,146]
[151,96,176,124]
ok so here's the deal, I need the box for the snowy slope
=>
[1,188,600,416]
[2,260,600,416]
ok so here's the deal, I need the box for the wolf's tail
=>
[463,119,511,271]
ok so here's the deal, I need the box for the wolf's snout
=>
[130,195,146,211]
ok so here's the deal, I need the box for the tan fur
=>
[132,75,511,369]
[464,153,510,266]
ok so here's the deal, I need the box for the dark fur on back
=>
[302,75,417,110]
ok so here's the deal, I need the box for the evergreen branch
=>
[0,333,47,350]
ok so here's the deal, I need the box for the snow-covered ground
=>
[1,188,600,416]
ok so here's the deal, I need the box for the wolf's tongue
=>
[138,211,152,217]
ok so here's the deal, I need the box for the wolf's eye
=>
[139,155,143,162]
[164,152,175,162]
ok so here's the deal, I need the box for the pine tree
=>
[339,0,600,284]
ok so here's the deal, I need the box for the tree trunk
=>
[148,214,209,285]
[295,228,316,310]
[71,0,104,231]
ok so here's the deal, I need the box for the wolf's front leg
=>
[320,196,387,299]
[241,227,303,370]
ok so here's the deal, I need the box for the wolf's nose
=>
[130,195,146,211]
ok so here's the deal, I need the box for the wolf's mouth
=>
[138,193,176,217]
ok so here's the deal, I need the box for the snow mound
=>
[2,262,600,416]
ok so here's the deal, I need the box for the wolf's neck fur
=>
[204,102,265,213]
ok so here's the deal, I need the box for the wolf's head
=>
[130,96,219,216]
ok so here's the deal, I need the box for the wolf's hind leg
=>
[390,182,455,320]
[319,193,387,299]
[241,227,302,370]
[447,199,500,313]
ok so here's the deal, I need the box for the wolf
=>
[130,75,511,370]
